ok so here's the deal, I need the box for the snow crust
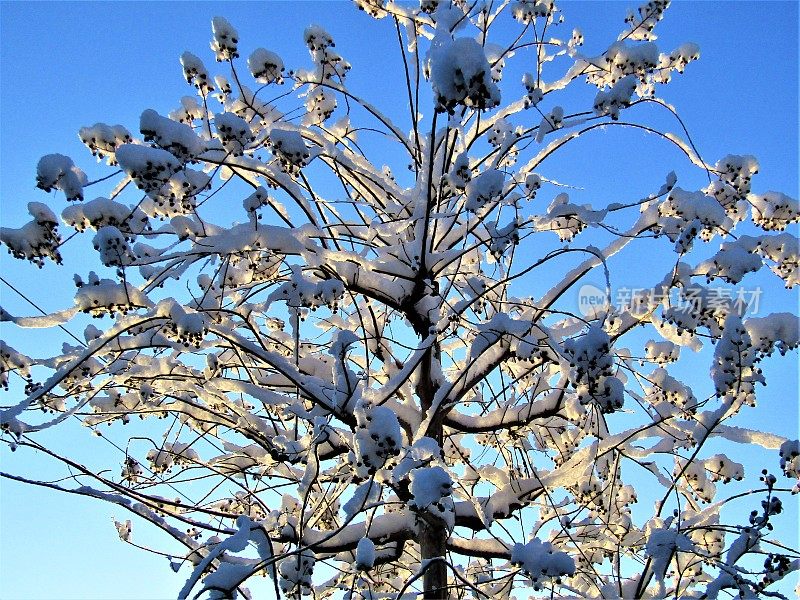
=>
[409,465,452,510]
[355,537,376,570]
[248,48,284,84]
[1,202,63,267]
[353,401,402,478]
[115,144,181,192]
[428,37,500,113]
[36,154,86,201]
[211,16,239,61]
[79,123,132,164]
[140,109,203,160]
[511,537,575,590]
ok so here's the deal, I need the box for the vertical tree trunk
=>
[416,341,448,599]
[420,513,448,599]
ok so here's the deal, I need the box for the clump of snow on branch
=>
[248,48,285,84]
[511,537,575,590]
[36,154,86,201]
[353,401,402,477]
[210,17,239,61]
[0,202,62,267]
[428,37,501,113]
[279,549,315,596]
[79,123,133,165]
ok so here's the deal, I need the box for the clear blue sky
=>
[1,2,797,599]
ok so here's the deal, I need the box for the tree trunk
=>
[420,512,448,599]
[416,340,448,599]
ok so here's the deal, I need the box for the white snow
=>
[2,6,798,600]
[703,454,743,484]
[248,48,285,84]
[744,313,800,357]
[74,275,151,315]
[644,340,679,364]
[711,315,761,401]
[278,549,315,596]
[115,143,181,192]
[645,527,694,584]
[303,25,334,51]
[343,480,381,519]
[465,169,505,212]
[409,465,452,510]
[140,109,203,159]
[210,16,239,61]
[428,37,501,113]
[0,341,32,390]
[512,0,560,24]
[147,442,200,473]
[563,325,624,413]
[593,74,638,120]
[269,127,310,173]
[696,241,762,283]
[536,192,607,241]
[0,202,63,267]
[36,153,86,201]
[621,0,669,41]
[62,196,148,234]
[353,401,402,477]
[114,519,132,542]
[779,440,800,479]
[355,537,376,570]
[180,51,213,91]
[535,106,564,142]
[511,537,575,589]
[749,191,799,231]
[604,41,659,80]
[79,123,132,165]
[92,226,135,267]
[214,112,253,156]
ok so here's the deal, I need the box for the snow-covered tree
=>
[2,1,799,598]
